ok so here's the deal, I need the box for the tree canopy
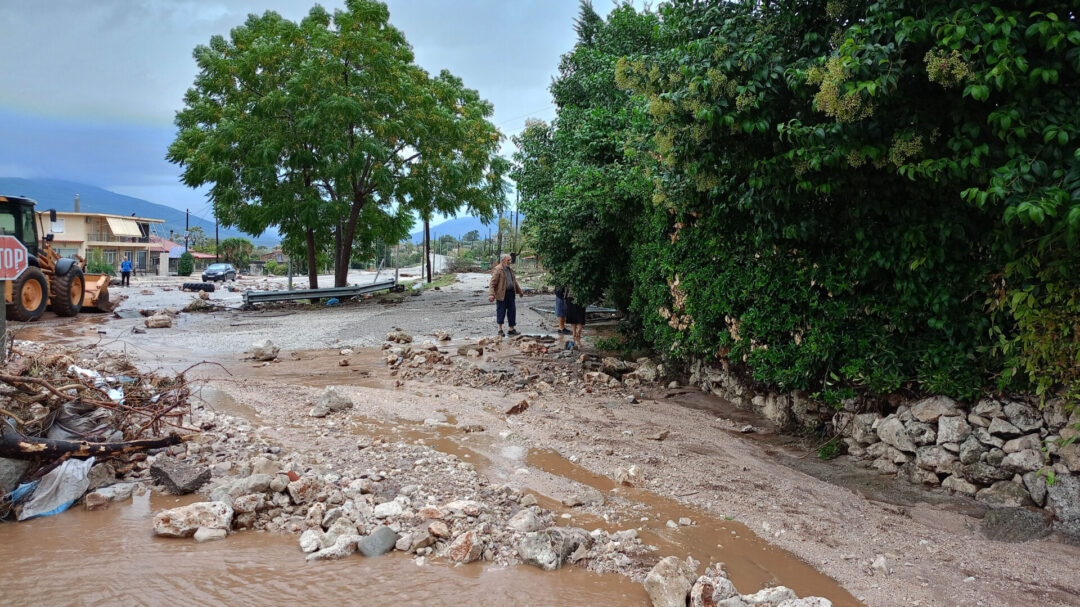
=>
[168,0,508,287]
[515,0,1080,405]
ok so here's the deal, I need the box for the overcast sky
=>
[0,0,637,225]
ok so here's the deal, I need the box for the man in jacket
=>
[120,256,133,287]
[488,253,525,336]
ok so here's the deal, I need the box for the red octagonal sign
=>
[0,235,28,281]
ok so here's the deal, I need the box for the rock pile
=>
[644,559,833,607]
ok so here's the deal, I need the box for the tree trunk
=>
[335,195,367,287]
[305,227,319,289]
[425,219,432,283]
[0,426,189,460]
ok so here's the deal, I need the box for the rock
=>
[323,517,357,547]
[976,481,1033,508]
[286,476,321,504]
[986,448,1006,467]
[83,484,134,510]
[428,520,451,538]
[1002,434,1041,454]
[505,400,529,415]
[915,446,957,474]
[643,556,698,607]
[1046,474,1080,539]
[307,534,360,561]
[973,427,1005,448]
[871,458,899,475]
[906,422,936,445]
[153,501,234,538]
[962,462,1012,485]
[232,493,267,514]
[144,313,172,329]
[988,417,1022,437]
[250,456,280,476]
[614,465,642,487]
[149,459,211,495]
[434,330,451,341]
[562,494,583,507]
[1023,471,1049,507]
[690,574,739,607]
[877,417,917,453]
[193,527,228,543]
[973,399,1004,418]
[1042,399,1070,432]
[1002,449,1043,474]
[373,500,403,518]
[967,412,990,428]
[313,386,352,414]
[1003,402,1042,433]
[386,331,413,344]
[980,507,1053,542]
[866,442,909,464]
[270,473,289,493]
[959,436,986,465]
[1057,443,1080,472]
[936,416,971,445]
[851,414,880,445]
[518,527,592,571]
[745,586,800,604]
[508,508,543,533]
[251,339,279,361]
[0,455,30,494]
[445,530,483,563]
[358,526,399,557]
[870,554,889,577]
[601,357,629,377]
[299,529,323,553]
[941,475,979,496]
[910,396,959,422]
[520,494,538,507]
[901,462,941,486]
[776,599,833,607]
[443,499,486,516]
[647,429,670,441]
[86,462,117,491]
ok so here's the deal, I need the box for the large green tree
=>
[168,0,507,288]
[219,237,254,268]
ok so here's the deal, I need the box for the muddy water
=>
[525,449,863,607]
[0,492,649,607]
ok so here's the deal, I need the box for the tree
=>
[177,252,194,277]
[463,230,480,243]
[168,0,508,288]
[219,237,254,268]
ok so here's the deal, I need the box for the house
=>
[38,211,165,273]
[149,236,217,275]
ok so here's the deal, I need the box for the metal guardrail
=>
[243,278,398,306]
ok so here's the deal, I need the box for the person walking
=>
[120,256,133,287]
[554,285,571,335]
[488,253,524,336]
[564,288,586,350]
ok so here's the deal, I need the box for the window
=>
[51,219,65,234]
[104,249,117,265]
[55,248,79,258]
[137,250,148,270]
[0,213,15,235]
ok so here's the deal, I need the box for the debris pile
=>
[0,344,196,520]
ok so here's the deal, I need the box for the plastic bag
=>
[16,457,95,520]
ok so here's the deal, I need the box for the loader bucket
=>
[82,274,114,312]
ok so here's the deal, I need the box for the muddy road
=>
[3,273,1079,607]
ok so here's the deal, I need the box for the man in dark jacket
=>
[488,253,524,336]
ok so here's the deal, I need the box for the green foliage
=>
[219,237,254,268]
[86,250,115,276]
[518,0,1080,406]
[264,259,287,276]
[817,439,842,461]
[177,252,194,277]
[168,0,508,288]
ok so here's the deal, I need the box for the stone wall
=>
[686,358,1080,538]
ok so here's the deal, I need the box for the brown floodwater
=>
[0,492,649,607]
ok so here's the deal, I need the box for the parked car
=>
[201,263,237,282]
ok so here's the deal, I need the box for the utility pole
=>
[215,214,219,263]
[184,208,189,251]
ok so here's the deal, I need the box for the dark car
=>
[201,263,237,282]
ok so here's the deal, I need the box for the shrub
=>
[177,251,194,277]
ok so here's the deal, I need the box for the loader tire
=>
[8,267,49,321]
[182,282,215,293]
[50,267,85,317]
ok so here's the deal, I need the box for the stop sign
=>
[0,235,28,281]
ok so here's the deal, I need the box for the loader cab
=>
[0,195,42,258]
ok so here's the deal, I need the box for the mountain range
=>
[408,214,510,244]
[0,177,279,247]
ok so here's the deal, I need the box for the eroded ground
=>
[5,272,1080,607]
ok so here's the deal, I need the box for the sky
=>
[0,0,640,228]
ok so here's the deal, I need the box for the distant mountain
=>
[0,178,279,247]
[409,215,504,244]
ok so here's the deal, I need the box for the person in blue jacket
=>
[120,256,132,287]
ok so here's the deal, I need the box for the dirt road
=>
[8,272,1080,606]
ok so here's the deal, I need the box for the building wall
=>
[37,212,162,272]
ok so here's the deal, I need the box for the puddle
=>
[526,448,863,607]
[0,492,649,606]
[12,313,110,344]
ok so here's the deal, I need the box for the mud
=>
[0,491,649,607]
